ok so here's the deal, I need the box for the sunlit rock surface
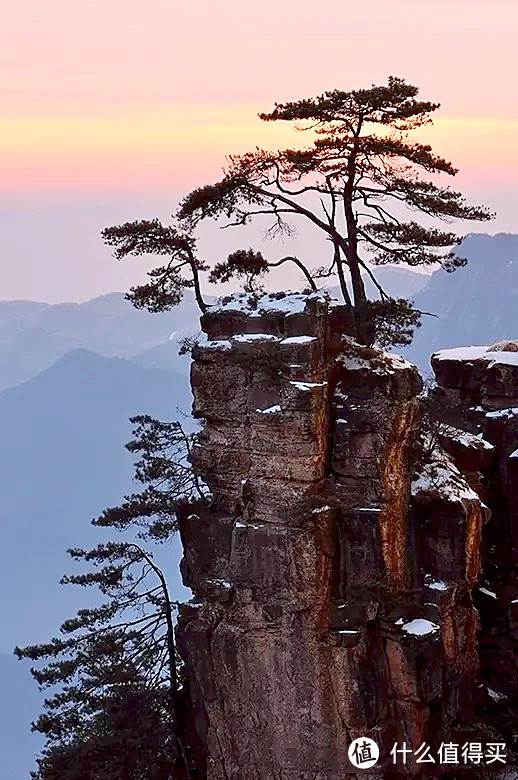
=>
[175,295,518,779]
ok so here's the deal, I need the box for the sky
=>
[1,0,517,302]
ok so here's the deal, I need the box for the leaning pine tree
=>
[103,76,493,345]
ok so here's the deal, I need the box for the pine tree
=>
[104,76,492,345]
[16,417,207,779]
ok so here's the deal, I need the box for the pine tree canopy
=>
[103,76,494,346]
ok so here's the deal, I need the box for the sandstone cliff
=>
[175,293,518,779]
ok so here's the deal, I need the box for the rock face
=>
[431,345,518,707]
[176,294,518,779]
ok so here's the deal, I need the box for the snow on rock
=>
[209,579,233,589]
[401,618,440,636]
[232,333,279,343]
[341,355,373,371]
[234,520,266,530]
[411,446,481,503]
[205,339,233,351]
[208,290,341,318]
[280,335,317,345]
[256,404,281,414]
[487,686,508,702]
[479,586,497,599]
[433,346,490,362]
[440,424,494,452]
[290,380,328,391]
[488,340,518,352]
[340,350,413,376]
[486,408,518,420]
[484,351,518,367]
[510,449,518,459]
[425,576,448,592]
[434,345,518,368]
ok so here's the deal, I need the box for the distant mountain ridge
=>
[402,233,518,371]
[0,292,201,391]
[0,348,192,653]
[0,291,198,352]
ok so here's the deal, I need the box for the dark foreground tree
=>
[31,686,178,780]
[16,416,207,779]
[104,76,493,345]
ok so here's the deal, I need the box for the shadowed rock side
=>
[175,293,517,779]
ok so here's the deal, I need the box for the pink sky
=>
[1,0,517,300]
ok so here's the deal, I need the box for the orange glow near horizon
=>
[0,104,516,194]
[0,0,516,225]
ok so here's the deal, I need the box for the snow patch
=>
[341,350,412,376]
[256,404,281,414]
[441,425,494,452]
[425,577,448,592]
[232,333,279,343]
[480,587,497,599]
[435,345,518,369]
[290,380,328,391]
[209,291,337,317]
[205,339,232,351]
[205,578,233,589]
[280,335,316,345]
[487,686,508,702]
[486,408,518,420]
[412,448,480,503]
[433,346,489,362]
[402,618,440,636]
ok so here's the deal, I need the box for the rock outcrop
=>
[176,294,518,779]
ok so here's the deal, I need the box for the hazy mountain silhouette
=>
[0,292,201,391]
[0,348,192,652]
[363,264,430,300]
[402,233,518,372]
[131,337,193,375]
